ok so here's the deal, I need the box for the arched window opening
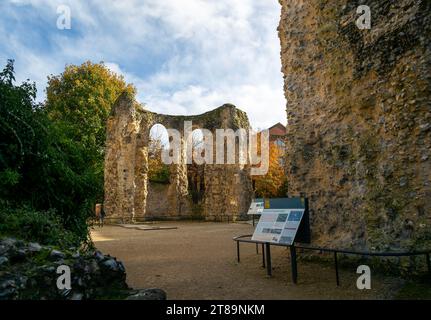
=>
[148,124,170,184]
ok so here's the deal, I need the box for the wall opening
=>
[148,124,170,184]
[188,129,205,204]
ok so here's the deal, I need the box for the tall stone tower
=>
[278,0,431,250]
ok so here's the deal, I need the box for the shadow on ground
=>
[91,222,430,300]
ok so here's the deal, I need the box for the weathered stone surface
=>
[104,93,253,222]
[50,249,65,260]
[278,0,431,251]
[145,182,171,218]
[0,237,165,300]
[125,288,167,300]
[28,242,42,253]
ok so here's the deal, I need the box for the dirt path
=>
[91,222,402,299]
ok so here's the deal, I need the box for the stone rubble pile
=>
[0,237,166,300]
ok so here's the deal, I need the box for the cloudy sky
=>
[0,0,286,129]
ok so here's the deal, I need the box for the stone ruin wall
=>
[104,92,253,223]
[279,0,431,250]
[145,183,171,218]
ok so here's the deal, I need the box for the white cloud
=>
[0,0,286,129]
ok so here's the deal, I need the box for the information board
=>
[252,208,305,245]
[247,200,264,215]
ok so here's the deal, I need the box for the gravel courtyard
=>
[91,222,403,300]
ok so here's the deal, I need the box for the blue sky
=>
[0,0,286,129]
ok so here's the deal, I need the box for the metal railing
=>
[233,234,431,286]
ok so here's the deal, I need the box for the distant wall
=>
[104,93,253,223]
[145,182,172,218]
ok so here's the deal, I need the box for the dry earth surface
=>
[91,222,405,300]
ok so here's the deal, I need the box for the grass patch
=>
[395,276,431,300]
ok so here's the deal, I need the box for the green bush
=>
[0,60,101,245]
[0,204,81,248]
[149,165,170,184]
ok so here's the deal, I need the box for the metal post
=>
[265,243,272,276]
[262,244,265,268]
[290,246,298,284]
[236,241,240,263]
[256,243,259,254]
[426,253,430,275]
[252,214,255,227]
[334,252,340,286]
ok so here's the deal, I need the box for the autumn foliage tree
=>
[45,61,135,202]
[0,60,108,243]
[0,59,138,245]
[253,134,288,198]
[46,61,135,154]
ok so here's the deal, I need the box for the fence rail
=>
[233,234,431,286]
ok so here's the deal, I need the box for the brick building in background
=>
[252,122,287,197]
[268,122,286,148]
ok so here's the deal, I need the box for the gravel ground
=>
[91,221,402,300]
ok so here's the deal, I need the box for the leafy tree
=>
[0,60,104,243]
[0,59,41,198]
[46,61,135,151]
[45,61,135,202]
